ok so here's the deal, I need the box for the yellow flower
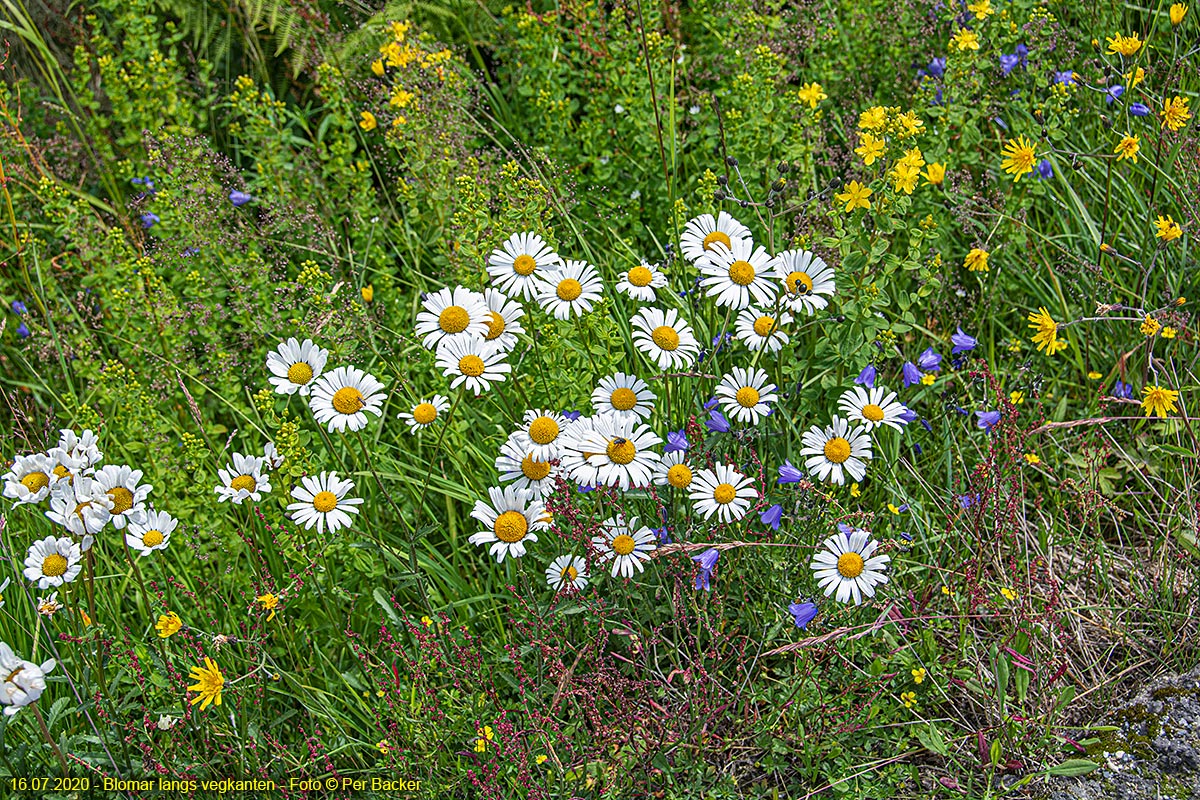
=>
[1162,96,1192,131]
[858,106,887,130]
[901,691,917,708]
[257,593,279,622]
[421,615,433,627]
[964,248,989,272]
[1087,371,1102,380]
[359,111,377,131]
[1155,215,1183,241]
[390,88,416,109]
[536,754,548,765]
[80,609,93,626]
[1023,453,1041,465]
[923,162,946,185]
[1170,3,1187,25]
[377,740,392,755]
[1000,136,1038,182]
[1106,33,1143,57]
[1114,134,1140,163]
[797,82,827,109]
[835,181,872,212]
[371,59,385,77]
[1027,307,1068,355]
[887,503,902,514]
[1162,327,1177,339]
[891,163,920,194]
[896,111,924,137]
[187,657,225,711]
[898,148,925,170]
[1141,385,1180,417]
[952,28,980,50]
[912,668,927,684]
[855,133,886,165]
[474,725,494,752]
[920,373,936,386]
[156,611,182,639]
[1000,587,1018,601]
[941,585,951,595]
[850,482,861,497]
[967,0,993,17]
[1141,316,1161,337]
[1124,66,1146,87]
[1009,390,1024,404]
[361,284,374,303]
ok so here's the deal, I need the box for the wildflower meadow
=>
[0,0,1198,797]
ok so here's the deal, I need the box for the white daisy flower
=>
[2,453,60,506]
[46,446,89,484]
[495,432,562,501]
[0,642,56,716]
[468,485,549,563]
[697,239,778,310]
[714,367,778,425]
[837,386,910,433]
[536,260,604,320]
[0,577,9,609]
[652,450,697,490]
[514,409,572,462]
[591,373,656,422]
[560,415,662,490]
[399,395,451,433]
[413,286,491,352]
[615,262,668,302]
[94,464,152,529]
[286,471,363,535]
[545,554,588,592]
[44,477,112,548]
[215,453,271,504]
[688,463,758,523]
[23,535,82,589]
[266,338,329,396]
[810,527,890,605]
[487,232,563,301]
[263,441,285,470]
[800,416,873,485]
[630,307,700,371]
[481,288,525,353]
[435,337,511,395]
[679,212,751,264]
[591,515,657,578]
[734,307,793,353]
[125,508,177,556]
[56,428,102,470]
[309,366,387,433]
[773,249,836,315]
[36,592,62,617]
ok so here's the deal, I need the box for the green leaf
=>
[1048,759,1100,777]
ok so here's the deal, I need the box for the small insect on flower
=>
[964,248,989,272]
[488,232,563,301]
[287,472,364,534]
[1141,385,1181,417]
[156,611,183,638]
[266,338,329,397]
[592,515,658,578]
[810,527,890,605]
[546,554,589,592]
[560,416,662,490]
[679,212,751,264]
[1154,215,1183,241]
[1000,136,1038,182]
[187,657,225,711]
[772,248,836,315]
[400,395,451,433]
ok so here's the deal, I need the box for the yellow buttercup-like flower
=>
[835,181,872,212]
[855,133,885,165]
[796,82,827,109]
[966,0,993,19]
[1170,3,1187,25]
[923,162,946,185]
[359,111,377,131]
[952,29,980,51]
[1114,134,1140,163]
[858,106,887,130]
[1141,385,1180,417]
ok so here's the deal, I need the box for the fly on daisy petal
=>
[772,249,836,314]
[810,527,890,605]
[560,415,662,490]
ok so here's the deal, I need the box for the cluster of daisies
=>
[401,215,903,606]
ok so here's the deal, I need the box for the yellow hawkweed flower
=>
[912,668,927,684]
[1114,134,1140,163]
[855,133,886,165]
[835,181,872,212]
[923,162,946,185]
[1170,3,1187,25]
[1162,96,1192,131]
[1141,385,1180,417]
[156,611,182,638]
[1000,136,1038,181]
[1027,307,1067,355]
[359,111,377,131]
[1155,215,1183,241]
[1141,316,1161,337]
[1162,327,1177,339]
[797,82,827,109]
[257,593,279,621]
[1124,66,1145,87]
[952,28,980,51]
[1106,33,1143,57]
[187,658,225,711]
[964,248,989,272]
[901,691,917,708]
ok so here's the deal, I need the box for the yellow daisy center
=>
[458,355,486,377]
[560,564,578,581]
[610,388,638,411]
[862,404,885,422]
[52,464,70,480]
[627,266,653,287]
[520,454,552,481]
[484,312,506,340]
[611,534,636,556]
[21,472,49,493]
[753,316,776,337]
[786,271,813,295]
[108,487,134,514]
[412,403,438,425]
[528,416,560,445]
[666,464,693,489]
[513,254,537,276]
[735,387,760,408]
[438,305,471,334]
[493,510,528,543]
[312,490,338,513]
[556,278,583,302]
[142,530,165,548]
[606,438,636,465]
[837,552,865,578]
[332,387,365,415]
[728,260,756,286]
[702,230,732,251]
[651,325,680,351]
[72,501,92,518]
[712,483,737,504]
[287,362,313,385]
[824,437,851,464]
[42,553,68,577]
[230,474,257,492]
